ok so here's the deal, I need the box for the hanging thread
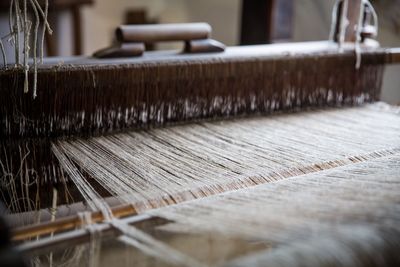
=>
[2,0,52,97]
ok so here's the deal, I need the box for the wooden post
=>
[344,0,363,42]
[240,0,294,45]
[240,0,275,45]
[71,6,82,55]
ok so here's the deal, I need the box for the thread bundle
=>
[1,0,52,97]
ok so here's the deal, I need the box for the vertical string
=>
[0,39,6,68]
[14,0,21,65]
[23,0,30,94]
[38,0,50,63]
[48,188,58,267]
[29,0,39,98]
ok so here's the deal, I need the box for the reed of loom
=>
[1,0,400,237]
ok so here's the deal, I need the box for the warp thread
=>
[149,153,400,241]
[148,153,400,267]
[54,143,205,267]
[52,104,400,213]
[2,104,399,215]
[77,212,102,267]
[44,107,400,266]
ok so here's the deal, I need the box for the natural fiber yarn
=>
[227,226,400,267]
[8,103,400,267]
[41,103,400,267]
[50,104,400,213]
[3,103,399,215]
[54,143,207,267]
[1,0,51,97]
[146,153,400,267]
[149,153,400,241]
[115,221,206,267]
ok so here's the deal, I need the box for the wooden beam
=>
[240,0,275,45]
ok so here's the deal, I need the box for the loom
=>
[1,0,400,266]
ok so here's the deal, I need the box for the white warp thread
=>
[49,104,400,266]
[54,144,204,267]
[54,104,400,213]
[114,220,206,267]
[149,153,400,242]
[227,225,398,267]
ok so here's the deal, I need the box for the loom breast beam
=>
[93,23,226,58]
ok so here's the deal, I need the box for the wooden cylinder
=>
[116,23,211,43]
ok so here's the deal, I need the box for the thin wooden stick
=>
[18,214,154,256]
[12,203,137,241]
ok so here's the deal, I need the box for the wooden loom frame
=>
[3,0,400,258]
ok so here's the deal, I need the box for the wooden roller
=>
[116,23,211,42]
[94,23,226,58]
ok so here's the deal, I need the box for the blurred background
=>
[0,0,399,103]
